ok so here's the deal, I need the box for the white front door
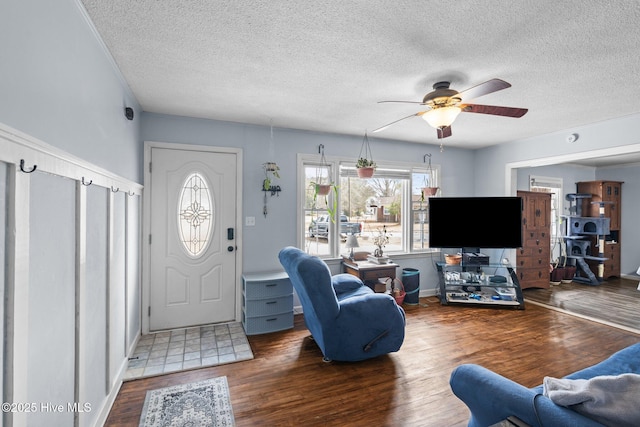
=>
[149,146,239,331]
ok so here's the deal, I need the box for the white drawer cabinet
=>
[242,271,293,335]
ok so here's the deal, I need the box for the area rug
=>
[139,376,235,427]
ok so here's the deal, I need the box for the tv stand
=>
[436,258,524,309]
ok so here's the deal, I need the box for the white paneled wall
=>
[27,172,77,427]
[1,124,142,427]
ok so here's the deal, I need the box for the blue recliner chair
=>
[278,246,406,362]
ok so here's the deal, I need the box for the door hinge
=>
[149,162,152,173]
[149,234,152,244]
[148,306,151,316]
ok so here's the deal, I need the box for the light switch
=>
[245,216,256,226]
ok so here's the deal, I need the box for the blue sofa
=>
[278,246,405,362]
[450,342,640,427]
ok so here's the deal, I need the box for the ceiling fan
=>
[373,78,528,139]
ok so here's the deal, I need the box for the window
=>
[529,175,562,261]
[178,172,213,257]
[299,154,439,258]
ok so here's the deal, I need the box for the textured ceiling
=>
[80,0,640,150]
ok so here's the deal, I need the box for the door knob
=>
[227,246,234,252]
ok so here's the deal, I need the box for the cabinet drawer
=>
[242,311,294,335]
[243,277,292,299]
[244,295,293,316]
[524,236,547,248]
[360,267,396,282]
[518,268,550,289]
[604,263,619,278]
[517,256,548,269]
[603,243,619,258]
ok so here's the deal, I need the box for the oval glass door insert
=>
[178,172,214,257]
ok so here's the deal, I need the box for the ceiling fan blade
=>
[372,112,427,133]
[461,104,528,118]
[437,126,452,139]
[456,78,511,102]
[377,100,426,105]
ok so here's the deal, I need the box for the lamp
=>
[345,234,359,259]
[422,106,461,129]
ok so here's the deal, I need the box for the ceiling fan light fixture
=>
[422,106,461,129]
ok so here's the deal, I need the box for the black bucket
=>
[401,268,420,305]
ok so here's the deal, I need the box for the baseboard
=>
[95,379,123,427]
[619,273,640,290]
[94,331,141,426]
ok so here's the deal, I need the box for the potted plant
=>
[262,162,281,217]
[422,186,439,197]
[356,157,376,178]
[310,181,337,213]
[310,144,338,223]
[312,144,334,197]
[312,181,331,196]
[562,263,576,283]
[422,153,439,196]
[262,162,280,192]
[367,225,390,264]
[356,132,376,178]
[550,262,564,285]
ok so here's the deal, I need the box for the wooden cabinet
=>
[342,260,398,292]
[576,181,623,278]
[517,191,551,289]
[577,181,622,228]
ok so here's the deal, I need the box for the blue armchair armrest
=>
[450,364,604,427]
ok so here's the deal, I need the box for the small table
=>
[342,259,399,292]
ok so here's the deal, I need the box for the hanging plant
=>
[311,145,333,196]
[356,132,376,178]
[310,144,338,223]
[313,183,331,196]
[262,162,281,217]
[422,153,439,196]
[262,162,280,192]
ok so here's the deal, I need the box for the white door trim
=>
[142,141,243,334]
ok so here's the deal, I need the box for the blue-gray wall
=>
[1,0,141,182]
[481,115,640,275]
[141,112,477,274]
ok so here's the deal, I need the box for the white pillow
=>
[543,374,640,427]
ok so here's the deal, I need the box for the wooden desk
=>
[342,259,399,292]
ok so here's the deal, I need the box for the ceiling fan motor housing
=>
[422,82,461,107]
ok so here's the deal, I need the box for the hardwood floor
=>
[106,297,640,427]
[523,277,640,332]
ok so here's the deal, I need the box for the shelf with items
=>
[436,261,524,309]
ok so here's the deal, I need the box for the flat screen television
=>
[428,197,523,249]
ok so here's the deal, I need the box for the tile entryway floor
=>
[124,322,253,380]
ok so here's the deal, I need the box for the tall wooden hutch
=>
[516,191,551,289]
